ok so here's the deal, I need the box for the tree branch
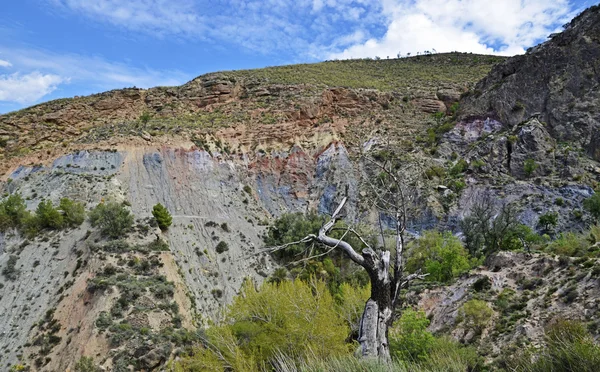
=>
[315,197,366,267]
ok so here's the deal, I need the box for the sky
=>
[0,0,597,114]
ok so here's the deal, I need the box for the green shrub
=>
[35,199,64,229]
[583,191,600,220]
[2,255,19,281]
[538,212,558,232]
[89,201,134,239]
[523,159,538,177]
[424,166,446,179]
[152,203,172,230]
[216,241,229,254]
[508,320,600,372]
[0,194,30,231]
[175,279,350,371]
[459,299,494,333]
[140,112,152,124]
[59,198,85,227]
[547,232,588,257]
[472,276,492,292]
[406,231,472,283]
[389,309,435,361]
[449,159,468,176]
[74,356,101,372]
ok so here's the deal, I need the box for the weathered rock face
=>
[460,5,600,159]
[417,251,600,355]
[0,140,364,370]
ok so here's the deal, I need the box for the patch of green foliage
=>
[507,320,600,372]
[537,212,558,232]
[523,158,538,177]
[59,198,86,227]
[406,231,473,283]
[459,299,494,334]
[389,309,435,361]
[2,255,20,281]
[583,191,600,220]
[461,200,542,258]
[74,356,101,372]
[0,194,85,236]
[35,199,64,229]
[174,279,353,371]
[152,203,173,230]
[264,212,374,291]
[89,201,134,239]
[0,194,30,231]
[215,241,229,254]
[546,232,589,257]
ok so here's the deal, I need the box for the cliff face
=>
[460,5,600,159]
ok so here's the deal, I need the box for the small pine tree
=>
[152,203,172,230]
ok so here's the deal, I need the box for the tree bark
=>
[357,249,393,360]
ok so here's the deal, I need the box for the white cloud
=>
[0,59,11,68]
[46,0,384,57]
[48,0,205,37]
[0,72,65,104]
[5,48,188,88]
[330,0,578,59]
[0,47,190,105]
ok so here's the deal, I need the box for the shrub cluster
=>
[89,201,134,239]
[0,194,85,236]
[406,230,473,283]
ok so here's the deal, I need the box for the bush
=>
[459,299,494,333]
[175,279,350,370]
[35,199,64,229]
[547,232,588,257]
[2,255,19,281]
[509,320,600,372]
[523,158,538,177]
[74,356,101,372]
[406,231,472,283]
[389,309,435,361]
[0,194,30,231]
[216,241,229,254]
[59,198,85,227]
[538,212,558,232]
[583,191,600,220]
[449,159,468,176]
[152,203,172,230]
[461,197,533,257]
[89,201,134,239]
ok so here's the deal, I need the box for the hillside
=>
[1,5,600,371]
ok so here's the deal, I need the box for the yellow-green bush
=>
[175,279,350,371]
[406,231,473,283]
[458,299,494,333]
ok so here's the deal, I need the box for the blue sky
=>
[0,0,596,114]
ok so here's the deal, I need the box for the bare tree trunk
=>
[302,197,426,361]
[357,249,393,360]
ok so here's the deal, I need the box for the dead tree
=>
[290,153,427,361]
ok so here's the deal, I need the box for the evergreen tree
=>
[152,203,172,230]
